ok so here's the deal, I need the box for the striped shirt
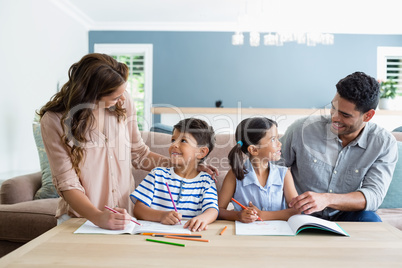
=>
[130,167,218,219]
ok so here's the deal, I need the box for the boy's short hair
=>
[173,118,215,161]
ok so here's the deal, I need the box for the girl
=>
[218,117,299,222]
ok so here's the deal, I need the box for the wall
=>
[0,0,88,175]
[89,31,402,111]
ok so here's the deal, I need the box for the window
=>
[94,44,153,130]
[377,46,402,94]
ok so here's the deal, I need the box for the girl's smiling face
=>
[253,125,282,162]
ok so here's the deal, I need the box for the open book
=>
[74,220,191,235]
[235,214,349,236]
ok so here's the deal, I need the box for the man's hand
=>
[289,191,328,214]
[197,163,219,181]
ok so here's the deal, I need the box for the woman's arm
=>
[62,189,131,229]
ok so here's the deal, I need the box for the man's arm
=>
[289,191,366,214]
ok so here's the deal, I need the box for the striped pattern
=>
[131,167,218,219]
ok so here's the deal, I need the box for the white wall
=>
[0,0,88,176]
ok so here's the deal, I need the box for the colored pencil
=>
[164,235,209,242]
[153,234,202,238]
[141,233,195,236]
[165,182,182,224]
[219,226,228,235]
[231,198,263,221]
[146,238,185,247]
[104,205,142,226]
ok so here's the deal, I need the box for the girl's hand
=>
[238,209,258,223]
[160,211,182,225]
[248,201,262,219]
[183,216,209,232]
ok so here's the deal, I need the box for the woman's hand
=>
[197,163,219,181]
[100,207,131,230]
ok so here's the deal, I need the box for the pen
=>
[231,198,263,221]
[104,205,142,226]
[165,182,182,224]
[220,226,228,235]
[146,238,185,247]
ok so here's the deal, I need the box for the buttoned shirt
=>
[41,91,150,218]
[233,160,288,212]
[280,115,398,218]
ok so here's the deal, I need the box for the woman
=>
[39,53,215,230]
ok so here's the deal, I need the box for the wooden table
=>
[1,219,402,267]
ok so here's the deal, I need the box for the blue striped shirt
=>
[130,167,218,219]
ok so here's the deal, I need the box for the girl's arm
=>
[218,170,258,222]
[250,169,299,221]
[133,200,182,225]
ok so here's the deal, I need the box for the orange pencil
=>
[165,235,209,242]
[231,198,263,221]
[219,226,228,235]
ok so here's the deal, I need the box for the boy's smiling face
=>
[169,129,208,169]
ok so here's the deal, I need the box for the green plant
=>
[380,79,398,99]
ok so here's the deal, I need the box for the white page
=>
[74,220,191,235]
[287,215,348,236]
[235,220,294,236]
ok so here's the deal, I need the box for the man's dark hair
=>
[173,118,215,161]
[336,71,380,113]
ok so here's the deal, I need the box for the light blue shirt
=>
[280,115,398,218]
[232,160,288,212]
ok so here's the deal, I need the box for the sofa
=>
[1,131,401,258]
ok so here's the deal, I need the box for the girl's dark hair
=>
[173,118,215,162]
[228,117,277,180]
[38,53,129,176]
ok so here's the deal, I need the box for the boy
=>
[131,118,218,232]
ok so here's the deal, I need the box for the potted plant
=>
[379,79,398,110]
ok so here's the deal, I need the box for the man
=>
[281,72,398,222]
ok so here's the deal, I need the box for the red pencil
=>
[231,198,263,221]
[104,205,142,226]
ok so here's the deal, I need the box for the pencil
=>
[104,205,142,226]
[141,233,196,236]
[164,235,209,242]
[219,226,228,235]
[165,182,182,224]
[146,238,185,247]
[152,234,203,238]
[231,198,263,221]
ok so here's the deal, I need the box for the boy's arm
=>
[134,201,182,225]
[183,208,218,232]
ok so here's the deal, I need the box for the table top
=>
[1,219,402,267]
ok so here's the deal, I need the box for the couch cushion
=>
[32,123,59,199]
[0,199,58,243]
[377,208,402,230]
[379,141,402,209]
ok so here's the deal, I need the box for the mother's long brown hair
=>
[39,53,129,176]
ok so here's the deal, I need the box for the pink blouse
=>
[41,91,150,218]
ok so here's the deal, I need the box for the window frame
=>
[94,43,153,130]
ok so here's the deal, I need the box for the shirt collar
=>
[323,115,369,149]
[241,159,282,188]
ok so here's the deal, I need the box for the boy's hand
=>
[183,216,209,232]
[160,211,182,225]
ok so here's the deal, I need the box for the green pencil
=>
[146,238,186,247]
